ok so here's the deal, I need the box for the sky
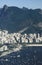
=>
[0,0,42,9]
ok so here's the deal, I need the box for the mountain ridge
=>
[0,5,42,33]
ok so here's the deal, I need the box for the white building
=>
[0,45,8,52]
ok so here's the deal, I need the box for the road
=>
[26,44,42,46]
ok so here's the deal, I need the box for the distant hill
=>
[0,5,42,34]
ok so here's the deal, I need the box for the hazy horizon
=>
[0,0,42,9]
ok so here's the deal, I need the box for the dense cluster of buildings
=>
[0,29,42,52]
[0,30,42,44]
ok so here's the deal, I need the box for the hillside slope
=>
[0,5,42,33]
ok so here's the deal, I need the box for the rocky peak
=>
[3,5,8,12]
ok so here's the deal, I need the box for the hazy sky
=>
[0,0,42,9]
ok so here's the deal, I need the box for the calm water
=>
[0,47,42,65]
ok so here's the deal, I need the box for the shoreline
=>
[26,44,42,46]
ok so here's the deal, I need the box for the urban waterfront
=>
[0,0,42,65]
[0,46,42,65]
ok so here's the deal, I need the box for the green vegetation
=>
[0,5,42,33]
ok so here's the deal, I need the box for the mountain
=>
[0,5,42,34]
